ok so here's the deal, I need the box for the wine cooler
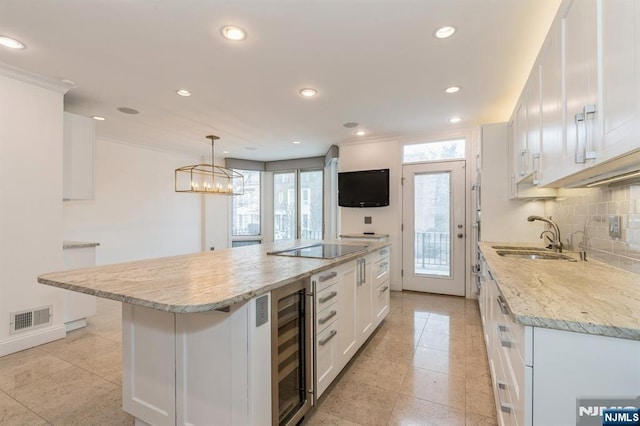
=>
[271,278,313,426]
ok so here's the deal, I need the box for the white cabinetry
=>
[63,112,95,200]
[478,253,640,426]
[122,298,272,426]
[62,244,97,331]
[514,0,640,189]
[312,247,391,399]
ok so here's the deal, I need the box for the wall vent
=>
[10,305,52,334]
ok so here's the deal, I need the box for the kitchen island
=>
[38,240,391,426]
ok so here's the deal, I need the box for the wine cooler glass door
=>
[272,279,312,426]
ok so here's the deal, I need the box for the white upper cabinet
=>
[562,0,598,177]
[539,21,564,186]
[63,112,95,200]
[598,0,640,160]
[513,0,639,188]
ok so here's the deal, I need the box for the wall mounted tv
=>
[338,169,390,208]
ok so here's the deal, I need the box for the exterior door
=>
[402,161,466,296]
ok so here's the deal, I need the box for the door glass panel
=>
[274,172,297,241]
[414,172,451,277]
[300,170,323,240]
[231,170,261,236]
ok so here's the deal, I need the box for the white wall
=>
[0,72,67,355]
[338,139,403,290]
[64,138,208,265]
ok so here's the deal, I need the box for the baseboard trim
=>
[0,323,66,356]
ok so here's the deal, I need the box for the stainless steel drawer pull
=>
[379,261,388,268]
[318,291,338,304]
[318,271,338,282]
[487,270,495,281]
[318,310,337,325]
[319,329,337,346]
[497,324,513,348]
[496,381,512,413]
[380,285,389,293]
[497,295,509,315]
[380,249,388,255]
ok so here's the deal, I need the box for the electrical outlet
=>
[255,295,269,327]
[609,215,621,239]
[364,216,372,224]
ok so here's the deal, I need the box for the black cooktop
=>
[268,243,367,259]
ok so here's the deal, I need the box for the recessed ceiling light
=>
[92,116,106,121]
[434,26,456,39]
[445,86,460,94]
[245,146,257,151]
[343,122,359,128]
[299,88,317,97]
[0,36,25,49]
[292,140,301,144]
[223,150,229,154]
[61,79,76,87]
[117,107,139,115]
[354,130,367,136]
[176,89,191,97]
[221,26,246,41]
[449,116,463,123]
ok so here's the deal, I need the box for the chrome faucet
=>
[527,215,563,253]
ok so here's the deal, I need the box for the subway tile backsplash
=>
[545,183,640,275]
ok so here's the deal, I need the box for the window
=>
[273,169,323,241]
[232,170,261,237]
[403,139,465,163]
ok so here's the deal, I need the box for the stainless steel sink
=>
[496,250,577,262]
[491,245,548,251]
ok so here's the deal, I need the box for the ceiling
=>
[0,0,561,161]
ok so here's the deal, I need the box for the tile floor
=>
[0,291,496,425]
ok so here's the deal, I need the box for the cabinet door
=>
[63,112,95,200]
[526,66,542,183]
[315,321,339,398]
[513,100,528,179]
[356,257,373,344]
[539,21,564,186]
[599,0,639,161]
[563,0,598,176]
[507,121,518,199]
[336,261,357,368]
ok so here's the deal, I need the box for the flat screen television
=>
[338,169,390,208]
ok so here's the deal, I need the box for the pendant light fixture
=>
[175,135,244,195]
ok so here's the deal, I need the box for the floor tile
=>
[388,394,466,426]
[319,379,397,426]
[6,366,120,424]
[0,390,48,425]
[418,330,466,355]
[342,355,409,392]
[412,346,465,376]
[466,412,499,425]
[465,380,497,418]
[400,367,466,410]
[360,332,416,365]
[305,408,362,426]
[0,350,74,392]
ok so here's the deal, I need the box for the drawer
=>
[316,283,338,311]
[493,289,532,367]
[374,257,390,287]
[316,302,338,334]
[376,247,390,262]
[373,280,390,324]
[316,320,339,398]
[494,346,518,426]
[313,268,339,293]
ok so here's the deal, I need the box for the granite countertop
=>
[339,233,389,239]
[63,240,100,249]
[479,242,640,340]
[39,240,390,313]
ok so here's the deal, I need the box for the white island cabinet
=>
[123,298,272,426]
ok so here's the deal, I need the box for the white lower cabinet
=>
[312,248,391,399]
[122,297,272,426]
[479,257,640,426]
